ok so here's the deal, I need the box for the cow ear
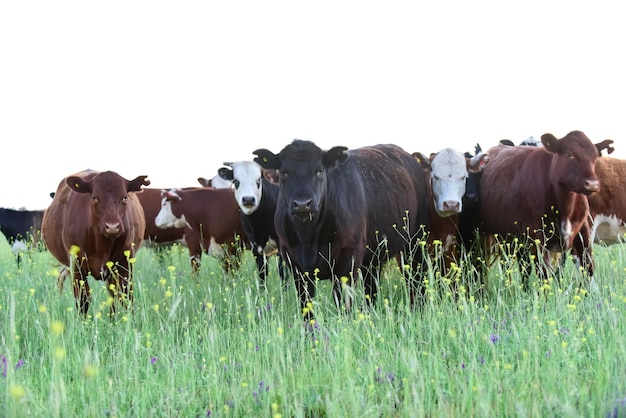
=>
[468,152,490,172]
[323,146,349,167]
[197,177,211,187]
[218,167,234,181]
[595,139,615,156]
[253,149,279,169]
[499,139,515,146]
[127,175,150,192]
[66,176,92,194]
[263,169,280,185]
[412,152,431,170]
[541,133,559,152]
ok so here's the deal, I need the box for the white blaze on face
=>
[430,148,468,217]
[231,161,264,215]
[155,191,190,229]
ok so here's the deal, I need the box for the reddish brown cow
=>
[136,187,186,247]
[42,170,150,316]
[588,155,626,245]
[154,187,247,274]
[477,131,611,285]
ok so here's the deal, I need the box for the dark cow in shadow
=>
[477,131,612,287]
[42,169,150,316]
[254,140,431,322]
[0,207,45,267]
[217,161,288,289]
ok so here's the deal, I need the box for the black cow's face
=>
[254,140,348,224]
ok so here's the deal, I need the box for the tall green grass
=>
[1,236,626,417]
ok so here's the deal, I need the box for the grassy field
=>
[1,236,626,417]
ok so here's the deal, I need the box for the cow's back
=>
[478,145,548,235]
[334,144,430,259]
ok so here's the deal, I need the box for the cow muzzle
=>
[583,179,600,195]
[290,199,316,222]
[104,222,122,238]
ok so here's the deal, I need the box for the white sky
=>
[1,1,625,210]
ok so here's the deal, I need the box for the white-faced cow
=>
[477,131,612,285]
[413,148,489,276]
[136,187,186,248]
[217,161,287,289]
[42,170,150,316]
[154,187,247,275]
[254,140,431,322]
[0,207,45,267]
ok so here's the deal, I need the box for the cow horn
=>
[596,139,615,156]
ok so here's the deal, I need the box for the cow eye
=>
[256,178,261,188]
[316,168,324,178]
[433,175,440,181]
[233,179,241,189]
[280,171,289,181]
[92,196,99,203]
[565,152,576,160]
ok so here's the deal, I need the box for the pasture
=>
[1,235,626,417]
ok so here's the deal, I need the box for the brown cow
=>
[154,187,247,274]
[42,170,150,316]
[588,155,626,245]
[136,187,186,247]
[477,131,611,286]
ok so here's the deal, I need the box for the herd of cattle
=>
[1,130,624,320]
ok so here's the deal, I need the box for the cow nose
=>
[104,222,121,237]
[585,179,600,193]
[242,196,256,208]
[443,200,460,212]
[291,198,312,213]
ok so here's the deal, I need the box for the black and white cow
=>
[254,140,431,321]
[0,207,45,267]
[217,161,287,289]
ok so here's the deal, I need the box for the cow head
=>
[66,171,150,239]
[254,139,348,223]
[415,147,489,217]
[155,188,190,229]
[218,161,265,215]
[541,131,600,195]
[197,174,233,189]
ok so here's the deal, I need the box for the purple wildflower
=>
[151,357,158,365]
[490,333,500,344]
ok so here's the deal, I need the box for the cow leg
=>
[572,224,595,279]
[294,271,316,322]
[106,263,134,316]
[252,246,268,289]
[72,268,91,316]
[276,255,289,291]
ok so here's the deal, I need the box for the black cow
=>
[0,207,45,267]
[254,140,431,322]
[217,161,288,289]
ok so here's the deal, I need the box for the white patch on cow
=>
[210,174,234,189]
[155,198,191,229]
[430,148,468,217]
[11,239,27,254]
[229,161,264,215]
[207,237,226,257]
[560,219,573,245]
[591,214,626,245]
[443,234,456,252]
